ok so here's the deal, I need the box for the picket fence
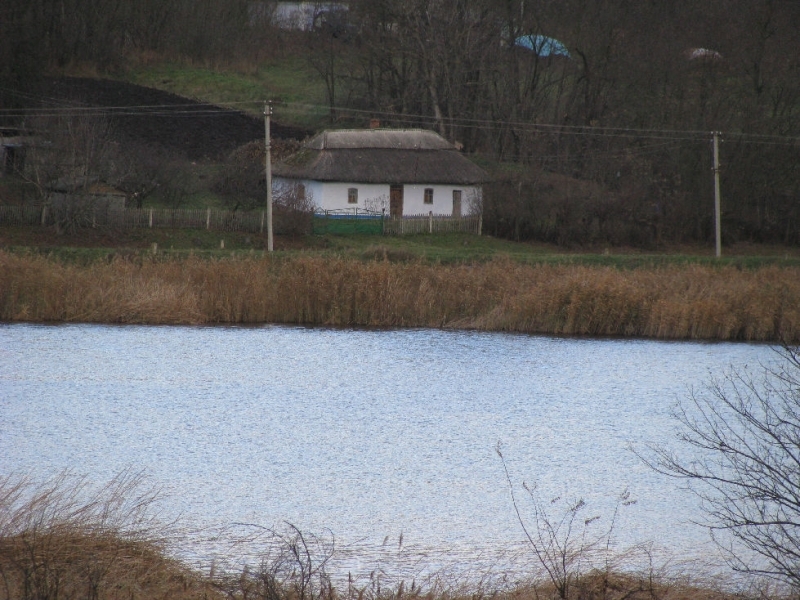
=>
[0,205,482,236]
[0,205,278,233]
[0,205,43,226]
[383,213,482,236]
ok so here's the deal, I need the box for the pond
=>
[0,323,778,583]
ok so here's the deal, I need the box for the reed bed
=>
[1,250,798,342]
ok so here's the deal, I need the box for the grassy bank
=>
[2,250,798,342]
[3,226,799,267]
[0,474,760,600]
[126,58,330,129]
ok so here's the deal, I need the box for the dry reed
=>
[0,472,216,600]
[0,472,776,600]
[1,251,798,342]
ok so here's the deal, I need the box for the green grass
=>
[3,223,800,268]
[125,58,329,129]
[304,233,800,268]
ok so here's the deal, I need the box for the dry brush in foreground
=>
[1,251,798,342]
[0,472,757,600]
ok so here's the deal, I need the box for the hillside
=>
[41,77,309,161]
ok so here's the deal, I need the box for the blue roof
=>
[515,35,571,58]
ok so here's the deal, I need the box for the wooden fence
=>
[313,208,384,235]
[0,205,276,233]
[383,213,482,235]
[0,205,44,226]
[0,205,482,236]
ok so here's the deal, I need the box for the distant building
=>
[0,135,28,176]
[250,1,348,31]
[685,47,723,62]
[49,179,127,213]
[273,129,488,217]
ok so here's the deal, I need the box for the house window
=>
[424,188,434,204]
[348,188,358,204]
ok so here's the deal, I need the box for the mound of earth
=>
[41,77,310,161]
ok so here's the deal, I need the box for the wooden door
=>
[390,185,404,217]
[452,190,462,217]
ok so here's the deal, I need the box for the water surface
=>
[0,324,777,582]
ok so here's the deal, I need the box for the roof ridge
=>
[305,128,454,151]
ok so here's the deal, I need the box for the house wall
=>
[271,2,347,30]
[273,177,481,216]
[1,138,28,176]
[401,184,482,216]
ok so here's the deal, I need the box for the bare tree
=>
[643,346,800,592]
[22,113,126,233]
[273,182,314,237]
[496,442,635,600]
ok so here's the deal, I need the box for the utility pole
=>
[265,101,274,252]
[712,131,722,258]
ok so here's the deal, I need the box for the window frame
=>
[347,187,358,204]
[423,188,434,205]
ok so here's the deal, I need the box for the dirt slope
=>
[41,77,309,161]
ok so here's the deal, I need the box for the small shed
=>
[272,129,488,217]
[1,136,29,176]
[49,179,127,213]
[267,1,348,31]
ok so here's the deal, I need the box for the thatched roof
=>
[273,129,488,185]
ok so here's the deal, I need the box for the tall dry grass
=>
[1,251,798,341]
[0,472,215,600]
[0,472,779,600]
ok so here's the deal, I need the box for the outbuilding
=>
[272,129,488,217]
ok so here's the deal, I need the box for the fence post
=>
[206,208,211,230]
[148,208,153,228]
[429,211,433,234]
[478,215,482,236]
[260,210,265,234]
[40,205,47,226]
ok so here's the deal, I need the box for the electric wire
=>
[1,87,800,147]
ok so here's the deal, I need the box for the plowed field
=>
[42,77,309,160]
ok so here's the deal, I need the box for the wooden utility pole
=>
[265,101,274,252]
[713,131,722,258]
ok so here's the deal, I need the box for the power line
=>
[2,88,800,146]
[280,101,800,144]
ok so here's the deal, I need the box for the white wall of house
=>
[401,184,482,216]
[273,2,316,30]
[274,177,481,216]
[270,2,346,30]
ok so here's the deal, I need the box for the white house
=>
[272,129,488,217]
[250,1,348,31]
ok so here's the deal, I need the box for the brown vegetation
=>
[1,251,797,342]
[0,472,214,600]
[0,473,754,600]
